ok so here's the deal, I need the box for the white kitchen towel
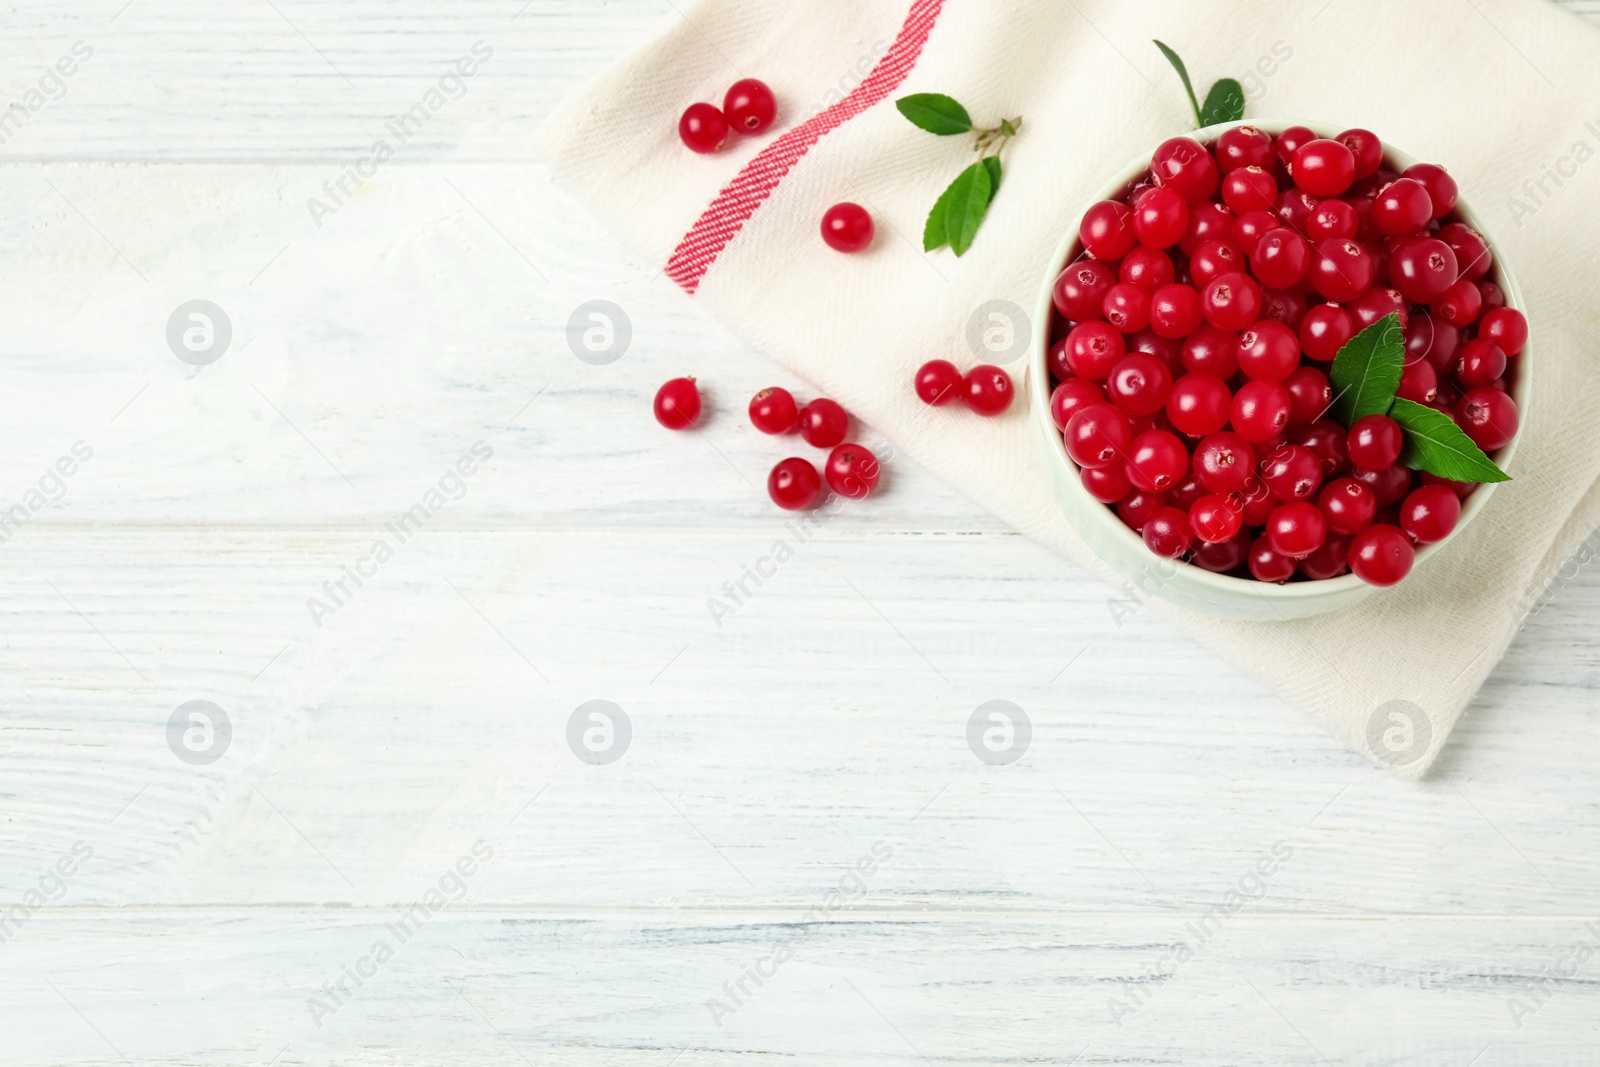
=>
[538,0,1600,777]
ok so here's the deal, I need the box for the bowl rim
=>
[1031,118,1530,602]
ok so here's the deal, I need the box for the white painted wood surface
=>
[2,2,1599,1063]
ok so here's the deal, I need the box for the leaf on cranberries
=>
[896,93,973,136]
[1329,313,1405,427]
[1199,78,1245,126]
[1389,398,1510,484]
[941,160,993,257]
[1152,40,1203,128]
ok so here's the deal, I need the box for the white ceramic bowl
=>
[1031,120,1530,620]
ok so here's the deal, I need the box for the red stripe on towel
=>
[665,0,947,294]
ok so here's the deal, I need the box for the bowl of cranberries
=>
[1032,121,1528,620]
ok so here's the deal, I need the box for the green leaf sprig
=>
[1152,40,1245,128]
[1327,313,1511,484]
[895,93,1022,256]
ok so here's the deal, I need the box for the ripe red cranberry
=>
[1396,359,1439,405]
[1081,462,1132,504]
[1478,280,1507,312]
[1106,353,1172,417]
[1411,312,1462,372]
[1080,201,1138,261]
[1181,325,1240,378]
[1300,534,1354,580]
[1307,198,1358,242]
[1290,420,1350,477]
[1260,444,1323,502]
[1190,493,1244,544]
[1457,387,1519,451]
[1201,272,1262,331]
[1299,304,1355,361]
[1216,125,1275,170]
[1259,287,1308,331]
[1053,259,1117,321]
[1065,321,1126,379]
[1319,477,1378,536]
[1346,414,1403,470]
[1152,136,1219,202]
[1193,432,1254,493]
[1422,472,1476,497]
[1148,283,1205,339]
[1143,505,1196,558]
[723,79,777,134]
[749,387,799,433]
[1117,489,1170,530]
[1050,379,1105,430]
[1192,530,1251,573]
[1133,186,1189,248]
[679,103,730,153]
[1231,209,1279,253]
[1309,238,1375,302]
[1349,287,1408,332]
[1180,201,1236,255]
[1389,237,1458,303]
[1350,524,1415,586]
[1335,128,1383,179]
[798,398,849,447]
[1292,139,1357,197]
[1065,403,1132,469]
[1275,126,1316,167]
[1190,239,1245,288]
[1437,222,1493,280]
[1267,501,1327,557]
[1250,228,1310,290]
[1372,178,1432,237]
[1046,338,1073,380]
[1433,278,1482,328]
[1248,534,1298,583]
[915,359,964,406]
[1231,379,1292,442]
[654,377,702,429]
[1166,374,1231,437]
[1455,339,1507,388]
[1403,163,1457,218]
[825,444,880,499]
[1103,283,1153,332]
[1237,320,1301,382]
[965,365,1014,416]
[1120,246,1175,291]
[1126,327,1183,374]
[1125,429,1189,492]
[1222,166,1277,213]
[1238,475,1275,526]
[1480,307,1528,356]
[1282,366,1333,425]
[1350,464,1414,506]
[1400,484,1461,544]
[821,203,874,253]
[1275,188,1320,233]
[768,457,821,510]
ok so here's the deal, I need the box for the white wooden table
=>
[2,2,1599,1063]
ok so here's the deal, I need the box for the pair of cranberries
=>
[679,79,777,154]
[1053,125,1525,588]
[654,378,881,509]
[914,360,1015,416]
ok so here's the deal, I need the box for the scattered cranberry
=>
[749,387,798,434]
[1480,307,1528,356]
[654,377,702,430]
[679,103,730,154]
[723,79,777,134]
[821,203,874,253]
[825,444,880,499]
[965,365,1015,416]
[1350,524,1415,586]
[915,360,964,406]
[768,458,821,510]
[798,398,849,447]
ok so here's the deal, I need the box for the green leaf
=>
[1390,398,1511,483]
[1328,313,1406,427]
[1152,40,1202,128]
[895,93,973,135]
[1199,78,1245,125]
[922,181,955,251]
[943,160,992,257]
[982,155,1002,196]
